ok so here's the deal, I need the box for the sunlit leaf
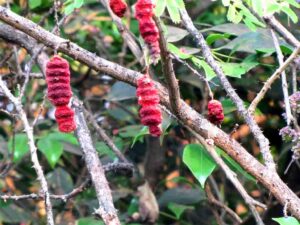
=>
[8,134,29,162]
[183,144,217,188]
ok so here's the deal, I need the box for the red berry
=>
[135,0,160,63]
[207,100,224,126]
[109,0,127,18]
[136,73,162,137]
[46,55,76,133]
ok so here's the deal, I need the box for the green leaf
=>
[221,99,237,114]
[251,0,263,16]
[191,58,216,80]
[281,6,298,23]
[243,17,257,31]
[222,0,230,7]
[63,0,85,15]
[285,0,300,8]
[166,0,181,24]
[272,217,300,225]
[183,144,217,188]
[74,0,84,8]
[8,134,29,162]
[167,203,193,219]
[131,126,149,147]
[166,26,189,42]
[154,0,167,17]
[168,43,192,59]
[96,137,123,158]
[29,0,42,9]
[219,62,258,78]
[76,217,104,225]
[266,3,281,14]
[206,33,231,46]
[37,137,63,168]
[64,4,76,15]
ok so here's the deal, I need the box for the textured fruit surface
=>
[207,100,224,126]
[109,0,127,17]
[136,73,162,137]
[46,55,76,133]
[135,0,160,63]
[55,106,76,133]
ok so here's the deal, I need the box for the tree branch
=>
[0,77,54,225]
[73,99,121,225]
[154,16,181,116]
[248,45,300,114]
[1,8,300,219]
[179,7,275,171]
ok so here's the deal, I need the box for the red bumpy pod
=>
[207,100,224,126]
[135,0,160,63]
[46,55,76,133]
[109,0,127,18]
[136,73,162,137]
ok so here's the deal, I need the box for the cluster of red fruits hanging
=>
[45,0,224,135]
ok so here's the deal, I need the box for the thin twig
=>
[83,107,129,163]
[0,77,54,225]
[154,16,181,116]
[98,0,144,66]
[179,8,275,171]
[19,14,67,100]
[263,15,300,48]
[206,184,243,224]
[270,29,293,125]
[248,46,300,114]
[0,162,134,201]
[171,53,215,98]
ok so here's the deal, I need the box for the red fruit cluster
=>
[46,55,76,133]
[207,100,224,126]
[136,73,162,137]
[135,0,160,63]
[109,0,127,17]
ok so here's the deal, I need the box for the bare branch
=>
[270,29,293,125]
[0,77,54,225]
[179,7,275,171]
[73,99,121,225]
[248,46,300,114]
[154,16,181,116]
[263,15,300,48]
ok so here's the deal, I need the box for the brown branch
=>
[179,7,276,172]
[73,99,121,225]
[154,16,181,116]
[191,129,265,225]
[1,8,300,219]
